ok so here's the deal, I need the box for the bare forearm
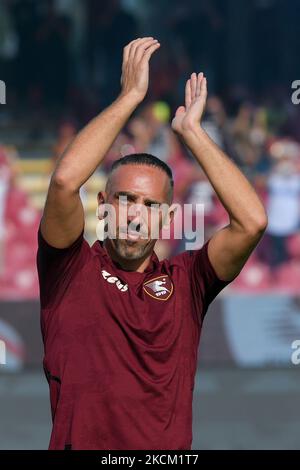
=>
[182,126,267,233]
[172,72,267,280]
[52,92,140,191]
[51,36,160,193]
[40,37,160,249]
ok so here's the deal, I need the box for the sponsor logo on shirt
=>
[101,270,128,292]
[143,275,173,301]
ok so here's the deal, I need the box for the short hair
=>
[107,153,174,198]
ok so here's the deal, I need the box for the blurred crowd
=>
[0,147,40,299]
[1,0,300,295]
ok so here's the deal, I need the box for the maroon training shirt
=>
[37,226,230,450]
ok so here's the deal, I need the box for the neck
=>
[103,239,153,273]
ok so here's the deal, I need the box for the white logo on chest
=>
[101,270,128,292]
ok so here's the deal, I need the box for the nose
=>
[127,214,143,231]
[127,204,144,224]
[127,211,147,236]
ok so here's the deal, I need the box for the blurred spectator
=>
[276,233,300,292]
[0,146,40,299]
[263,141,300,267]
[0,150,11,276]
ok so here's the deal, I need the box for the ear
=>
[97,190,106,205]
[97,191,107,220]
[162,203,177,229]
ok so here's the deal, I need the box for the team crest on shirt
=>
[143,275,173,301]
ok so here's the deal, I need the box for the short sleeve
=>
[36,223,91,310]
[180,238,232,321]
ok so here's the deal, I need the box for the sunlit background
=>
[0,0,300,449]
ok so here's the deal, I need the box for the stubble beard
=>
[113,237,151,260]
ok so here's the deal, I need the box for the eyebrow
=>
[114,191,162,206]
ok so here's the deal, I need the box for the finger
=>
[175,105,185,117]
[190,72,197,100]
[129,37,154,62]
[135,38,158,62]
[123,38,140,64]
[185,79,192,108]
[140,41,160,63]
[196,72,203,97]
[200,76,207,102]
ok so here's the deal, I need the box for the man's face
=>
[98,164,173,261]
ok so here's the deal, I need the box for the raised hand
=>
[171,72,207,136]
[120,37,160,103]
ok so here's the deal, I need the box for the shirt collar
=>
[92,240,160,274]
